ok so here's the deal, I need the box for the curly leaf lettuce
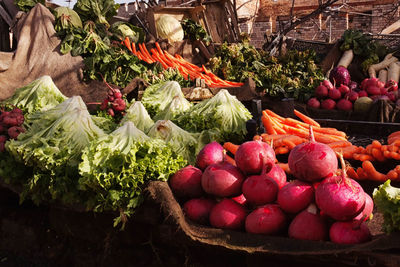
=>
[153,95,192,121]
[79,121,186,226]
[141,81,184,117]
[120,101,154,133]
[176,89,252,143]
[148,120,199,165]
[2,76,67,114]
[373,180,400,233]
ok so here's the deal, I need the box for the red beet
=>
[386,91,398,102]
[380,87,388,95]
[321,80,334,90]
[288,204,328,241]
[242,175,278,206]
[183,198,216,224]
[336,99,353,111]
[169,165,204,198]
[386,79,398,91]
[277,180,315,214]
[232,193,247,206]
[338,84,350,96]
[209,199,247,230]
[266,164,287,189]
[307,97,320,109]
[245,204,286,235]
[345,91,359,102]
[366,85,381,96]
[112,98,126,112]
[354,193,374,222]
[288,127,338,182]
[361,78,379,91]
[201,162,245,197]
[329,220,371,244]
[321,99,336,110]
[315,156,365,221]
[358,90,368,97]
[8,126,25,140]
[235,140,276,175]
[196,141,225,170]
[328,88,342,100]
[315,85,328,99]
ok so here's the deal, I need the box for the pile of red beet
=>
[0,107,25,152]
[169,131,373,244]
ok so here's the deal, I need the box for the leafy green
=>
[140,68,195,88]
[54,7,83,31]
[73,0,119,27]
[208,41,323,102]
[14,0,44,12]
[148,120,199,164]
[153,94,192,121]
[79,121,186,226]
[156,15,184,43]
[181,19,211,45]
[120,101,154,133]
[2,76,67,115]
[110,21,145,44]
[141,81,184,118]
[176,89,251,143]
[373,180,400,233]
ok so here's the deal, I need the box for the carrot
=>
[372,140,382,149]
[294,109,320,128]
[277,163,291,174]
[264,109,285,122]
[387,170,399,181]
[262,111,277,135]
[387,145,398,152]
[362,160,387,182]
[223,142,239,155]
[353,153,375,162]
[261,134,291,142]
[346,166,359,180]
[131,42,137,55]
[327,140,353,149]
[333,145,359,160]
[274,138,297,150]
[269,117,286,134]
[224,155,236,166]
[123,37,132,52]
[371,148,386,162]
[275,146,289,155]
[389,151,400,160]
[155,42,164,55]
[356,167,368,180]
[253,135,262,141]
[312,127,347,138]
[282,118,308,128]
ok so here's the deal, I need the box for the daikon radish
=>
[337,50,354,68]
[368,55,398,78]
[378,69,388,83]
[387,61,400,83]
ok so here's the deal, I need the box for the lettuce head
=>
[373,180,400,233]
[120,101,154,133]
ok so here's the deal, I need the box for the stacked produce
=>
[170,131,373,244]
[0,107,25,151]
[207,40,324,101]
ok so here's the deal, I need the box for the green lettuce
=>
[120,101,154,133]
[79,121,186,226]
[176,89,252,143]
[148,120,199,164]
[2,76,67,114]
[373,180,400,233]
[141,81,184,117]
[153,94,192,121]
[73,0,119,26]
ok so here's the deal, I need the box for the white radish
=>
[378,69,388,83]
[368,55,398,78]
[387,61,400,83]
[337,50,354,68]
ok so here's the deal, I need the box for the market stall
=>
[1,0,400,266]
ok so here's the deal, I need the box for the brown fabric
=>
[0,4,109,102]
[145,181,400,256]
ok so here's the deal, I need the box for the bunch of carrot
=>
[121,37,243,88]
[256,109,349,155]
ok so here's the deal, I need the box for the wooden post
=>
[381,19,400,34]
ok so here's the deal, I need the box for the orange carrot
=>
[253,135,262,141]
[387,145,398,152]
[389,151,400,160]
[387,170,399,181]
[277,163,291,174]
[353,153,375,162]
[312,127,347,138]
[223,142,239,155]
[356,167,368,180]
[269,117,286,134]
[333,145,359,160]
[224,155,236,166]
[346,166,359,180]
[383,150,392,158]
[275,146,290,155]
[372,140,382,149]
[264,109,285,122]
[262,111,277,135]
[123,37,132,52]
[155,42,164,55]
[362,160,387,182]
[327,140,353,149]
[261,134,291,143]
[294,109,320,128]
[131,42,137,55]
[371,148,386,162]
